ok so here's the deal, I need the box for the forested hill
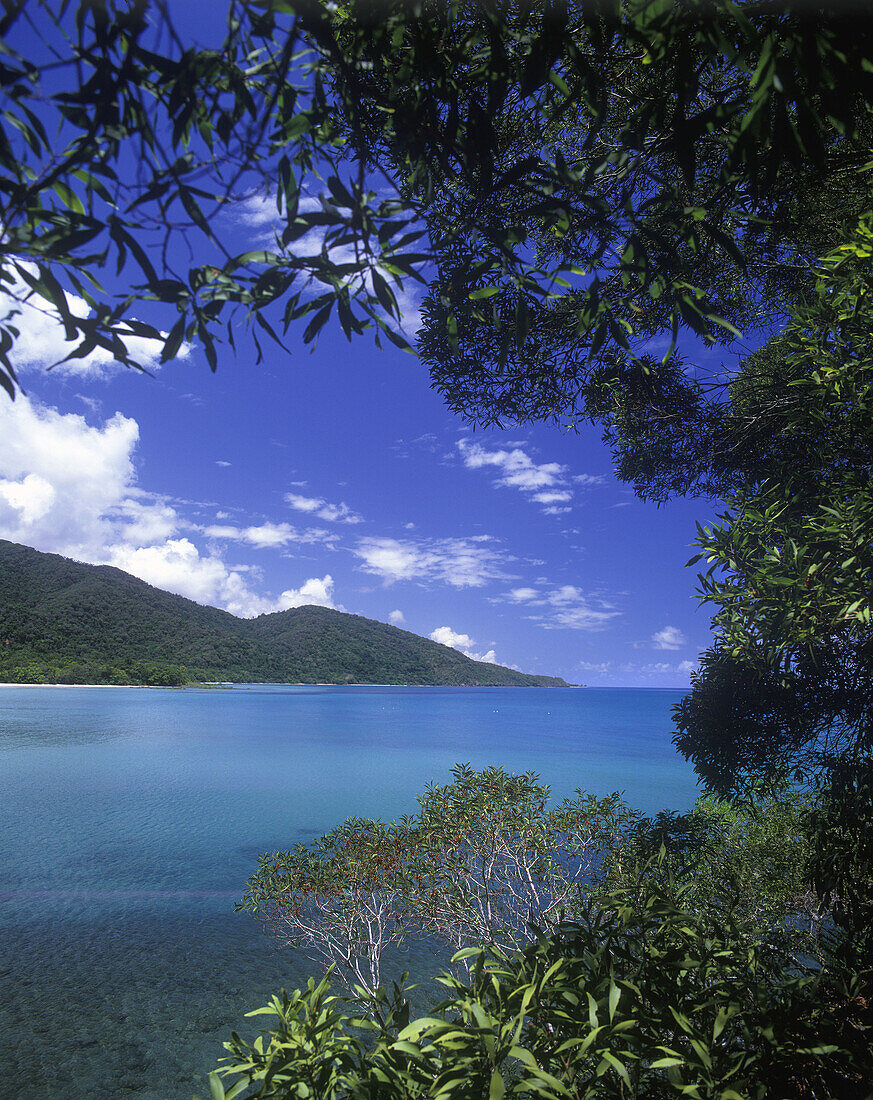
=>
[0,541,566,687]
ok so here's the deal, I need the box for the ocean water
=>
[0,684,697,1098]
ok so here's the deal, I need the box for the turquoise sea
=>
[0,684,697,1099]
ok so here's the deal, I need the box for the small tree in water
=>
[238,764,637,1001]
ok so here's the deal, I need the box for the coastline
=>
[0,681,583,689]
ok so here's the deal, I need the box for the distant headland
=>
[0,540,567,688]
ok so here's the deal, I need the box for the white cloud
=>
[235,191,291,237]
[549,585,587,604]
[578,660,612,677]
[236,522,300,549]
[203,524,241,540]
[652,625,687,650]
[274,574,337,611]
[108,539,259,614]
[203,521,337,548]
[0,395,332,619]
[0,472,56,525]
[578,658,697,683]
[0,264,190,378]
[388,609,405,624]
[507,587,540,602]
[0,395,140,552]
[521,584,619,631]
[285,492,363,525]
[457,440,603,515]
[496,581,617,629]
[459,440,565,491]
[216,460,231,467]
[543,603,618,630]
[115,497,178,545]
[429,625,497,664]
[354,535,511,588]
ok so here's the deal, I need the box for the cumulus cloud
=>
[457,440,603,516]
[115,497,178,545]
[652,625,687,650]
[388,609,405,624]
[108,539,258,614]
[459,439,564,491]
[0,472,55,525]
[0,394,140,552]
[274,574,337,611]
[0,395,335,619]
[429,625,497,664]
[354,535,511,588]
[0,264,190,378]
[285,492,363,525]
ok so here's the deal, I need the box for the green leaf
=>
[302,301,333,344]
[548,71,570,97]
[597,1051,630,1085]
[372,270,397,317]
[161,316,187,363]
[586,991,599,1029]
[608,979,620,1022]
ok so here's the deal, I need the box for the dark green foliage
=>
[202,873,872,1099]
[0,540,565,687]
[411,4,873,429]
[667,223,873,892]
[808,759,873,965]
[4,2,873,400]
[599,788,824,962]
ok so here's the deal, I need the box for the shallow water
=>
[0,684,697,1098]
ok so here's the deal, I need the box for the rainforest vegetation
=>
[0,540,563,686]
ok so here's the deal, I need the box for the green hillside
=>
[0,540,566,687]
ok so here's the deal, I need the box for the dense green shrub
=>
[599,788,823,956]
[215,771,871,1099]
[202,868,871,1099]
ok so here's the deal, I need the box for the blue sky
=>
[0,7,742,687]
[0,245,729,686]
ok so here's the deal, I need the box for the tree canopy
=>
[4,1,872,396]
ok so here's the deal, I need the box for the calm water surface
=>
[0,684,697,1098]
